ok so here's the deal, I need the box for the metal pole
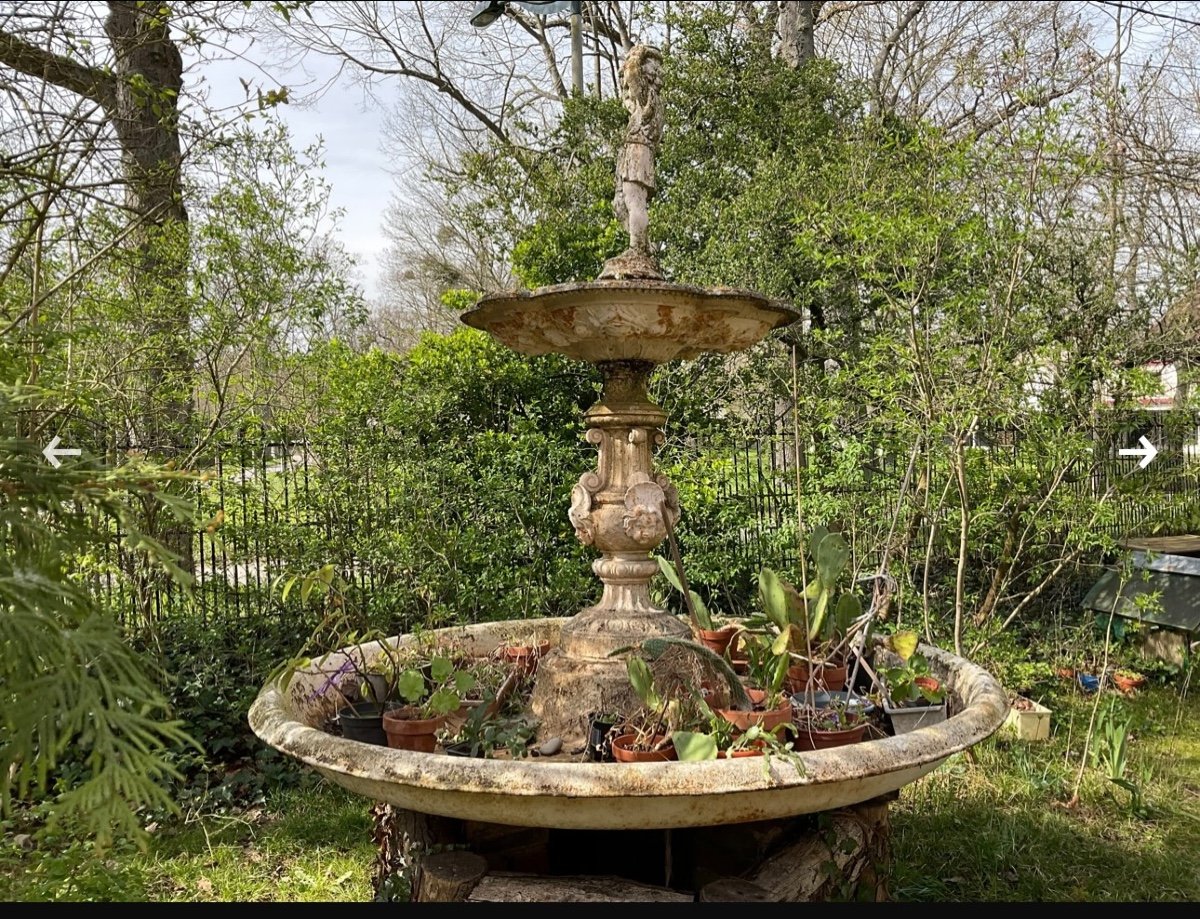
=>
[570,0,584,95]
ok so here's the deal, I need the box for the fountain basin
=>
[249,618,1008,831]
[461,280,798,363]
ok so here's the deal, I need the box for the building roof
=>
[1083,551,1200,633]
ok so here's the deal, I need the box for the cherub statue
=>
[600,44,665,280]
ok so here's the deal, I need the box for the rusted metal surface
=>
[249,618,1008,831]
[460,281,799,364]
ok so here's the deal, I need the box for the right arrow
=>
[1119,435,1159,470]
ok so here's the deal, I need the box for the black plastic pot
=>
[584,714,618,762]
[443,741,485,758]
[337,702,392,746]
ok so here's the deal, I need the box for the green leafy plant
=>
[656,554,718,631]
[738,630,791,707]
[613,636,753,711]
[446,703,536,759]
[794,698,870,733]
[394,656,475,720]
[612,635,759,753]
[1090,698,1130,783]
[672,707,805,778]
[881,630,946,706]
[753,528,863,665]
[619,656,678,752]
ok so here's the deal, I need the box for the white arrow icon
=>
[1119,435,1159,470]
[42,435,81,469]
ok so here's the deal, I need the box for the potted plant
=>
[611,657,679,762]
[495,629,552,675]
[880,631,948,735]
[673,709,802,764]
[442,702,538,759]
[606,635,757,760]
[656,555,739,656]
[584,710,623,763]
[1112,669,1148,693]
[750,529,864,696]
[792,699,872,750]
[304,648,397,747]
[337,698,395,746]
[357,644,408,705]
[712,635,792,735]
[382,655,476,752]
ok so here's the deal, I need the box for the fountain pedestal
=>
[461,281,799,742]
[531,359,689,739]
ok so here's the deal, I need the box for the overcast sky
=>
[190,43,396,304]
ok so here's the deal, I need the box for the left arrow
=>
[43,435,81,469]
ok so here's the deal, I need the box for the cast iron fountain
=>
[249,44,1007,900]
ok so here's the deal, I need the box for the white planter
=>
[883,700,947,734]
[1003,698,1051,741]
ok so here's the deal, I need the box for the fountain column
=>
[529,360,689,736]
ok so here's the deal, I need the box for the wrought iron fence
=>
[94,414,1200,630]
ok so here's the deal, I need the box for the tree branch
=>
[0,27,115,110]
[870,0,927,115]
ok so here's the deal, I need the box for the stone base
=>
[529,652,641,747]
[530,609,690,745]
[384,796,896,902]
[598,247,664,281]
[557,605,690,659]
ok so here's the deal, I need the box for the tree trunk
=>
[413,851,489,903]
[103,3,195,577]
[779,1,823,69]
[0,5,195,576]
[104,1,193,448]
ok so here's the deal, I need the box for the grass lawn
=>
[0,784,376,902]
[3,680,1197,902]
[893,678,1200,901]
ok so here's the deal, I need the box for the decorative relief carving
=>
[622,473,669,547]
[568,472,602,546]
[655,473,681,531]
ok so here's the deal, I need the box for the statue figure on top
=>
[600,44,665,281]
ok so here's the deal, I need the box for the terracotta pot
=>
[382,707,446,753]
[716,739,767,759]
[1113,672,1147,693]
[501,641,551,675]
[791,720,867,751]
[914,675,941,695]
[715,695,792,735]
[786,660,848,694]
[730,656,750,676]
[611,733,677,763]
[696,625,739,657]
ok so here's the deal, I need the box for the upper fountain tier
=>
[462,44,797,366]
[461,279,798,365]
